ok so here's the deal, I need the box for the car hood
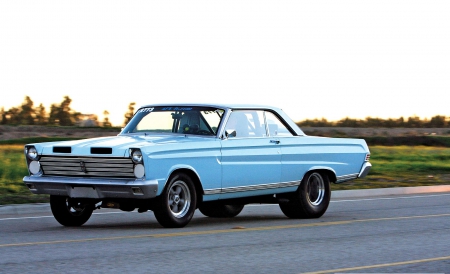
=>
[33,134,216,157]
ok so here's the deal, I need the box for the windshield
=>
[122,106,225,136]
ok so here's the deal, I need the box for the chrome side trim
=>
[204,189,222,195]
[336,173,359,183]
[204,180,300,195]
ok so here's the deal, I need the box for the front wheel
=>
[279,172,331,219]
[50,195,94,226]
[153,173,197,228]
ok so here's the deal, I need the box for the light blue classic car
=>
[23,104,371,228]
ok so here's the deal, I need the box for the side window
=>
[225,110,266,138]
[264,111,293,137]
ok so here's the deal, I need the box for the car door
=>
[263,111,303,184]
[220,110,282,198]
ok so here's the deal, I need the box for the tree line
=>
[0,96,136,127]
[1,96,449,128]
[297,116,450,128]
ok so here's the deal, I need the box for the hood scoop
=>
[53,147,71,153]
[91,147,113,154]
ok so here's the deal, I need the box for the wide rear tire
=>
[153,173,197,228]
[279,172,331,219]
[199,204,244,218]
[50,195,94,226]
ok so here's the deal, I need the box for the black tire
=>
[50,195,94,226]
[153,173,197,228]
[199,204,244,218]
[279,172,331,219]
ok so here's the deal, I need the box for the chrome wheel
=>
[167,180,191,218]
[306,173,325,206]
[279,172,330,219]
[154,173,197,228]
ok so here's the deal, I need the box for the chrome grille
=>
[39,156,135,178]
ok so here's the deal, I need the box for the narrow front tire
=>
[50,195,94,226]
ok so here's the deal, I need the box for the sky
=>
[1,1,449,126]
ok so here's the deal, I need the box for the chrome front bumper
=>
[23,176,158,199]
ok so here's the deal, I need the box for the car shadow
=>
[73,212,290,231]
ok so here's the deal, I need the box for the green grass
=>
[1,144,450,204]
[0,145,49,204]
[332,146,450,190]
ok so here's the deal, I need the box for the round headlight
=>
[29,161,42,175]
[131,149,143,164]
[27,147,39,160]
[134,164,145,179]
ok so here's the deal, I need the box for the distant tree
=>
[102,110,112,127]
[428,115,447,128]
[48,103,59,125]
[7,107,21,124]
[396,117,405,127]
[0,107,6,125]
[337,117,360,127]
[19,96,35,125]
[406,116,422,128]
[123,102,136,126]
[365,117,385,127]
[297,118,331,127]
[58,96,73,126]
[71,111,82,125]
[46,96,80,126]
[35,103,47,125]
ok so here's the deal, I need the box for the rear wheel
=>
[199,204,244,218]
[50,195,94,226]
[153,173,197,228]
[279,172,330,218]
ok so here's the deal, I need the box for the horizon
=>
[1,95,449,127]
[1,1,449,127]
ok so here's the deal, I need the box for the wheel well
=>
[168,168,204,204]
[305,169,336,183]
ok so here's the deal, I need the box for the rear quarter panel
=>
[279,136,369,183]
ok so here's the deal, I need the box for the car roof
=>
[139,103,281,111]
[137,103,305,136]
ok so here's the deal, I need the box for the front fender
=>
[156,164,202,195]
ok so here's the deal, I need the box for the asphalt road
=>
[1,193,450,274]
